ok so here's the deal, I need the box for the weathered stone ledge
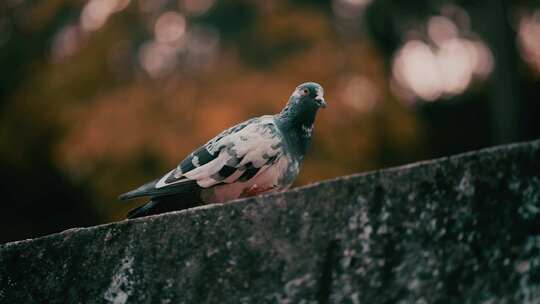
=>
[1,140,539,303]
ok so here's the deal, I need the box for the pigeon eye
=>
[302,88,309,96]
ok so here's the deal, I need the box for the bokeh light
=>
[80,0,130,32]
[518,10,540,75]
[338,76,379,113]
[138,40,179,77]
[392,12,493,103]
[154,11,186,44]
[428,16,458,46]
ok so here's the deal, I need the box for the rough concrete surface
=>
[1,140,539,304]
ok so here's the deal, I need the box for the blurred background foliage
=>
[1,0,539,243]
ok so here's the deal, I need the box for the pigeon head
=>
[289,82,327,110]
[278,82,326,127]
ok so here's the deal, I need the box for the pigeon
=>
[119,82,327,218]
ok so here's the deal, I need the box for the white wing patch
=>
[225,123,281,168]
[155,169,190,188]
[183,152,229,181]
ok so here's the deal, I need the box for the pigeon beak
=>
[315,89,326,108]
[315,97,327,109]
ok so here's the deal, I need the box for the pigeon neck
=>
[278,104,317,133]
[277,102,317,156]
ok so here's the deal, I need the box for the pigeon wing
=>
[119,116,283,200]
[189,118,284,188]
[172,115,284,188]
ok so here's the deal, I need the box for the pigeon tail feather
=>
[127,192,203,219]
[119,179,202,201]
[127,200,158,218]
[118,179,159,201]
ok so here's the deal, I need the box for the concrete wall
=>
[1,140,539,303]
